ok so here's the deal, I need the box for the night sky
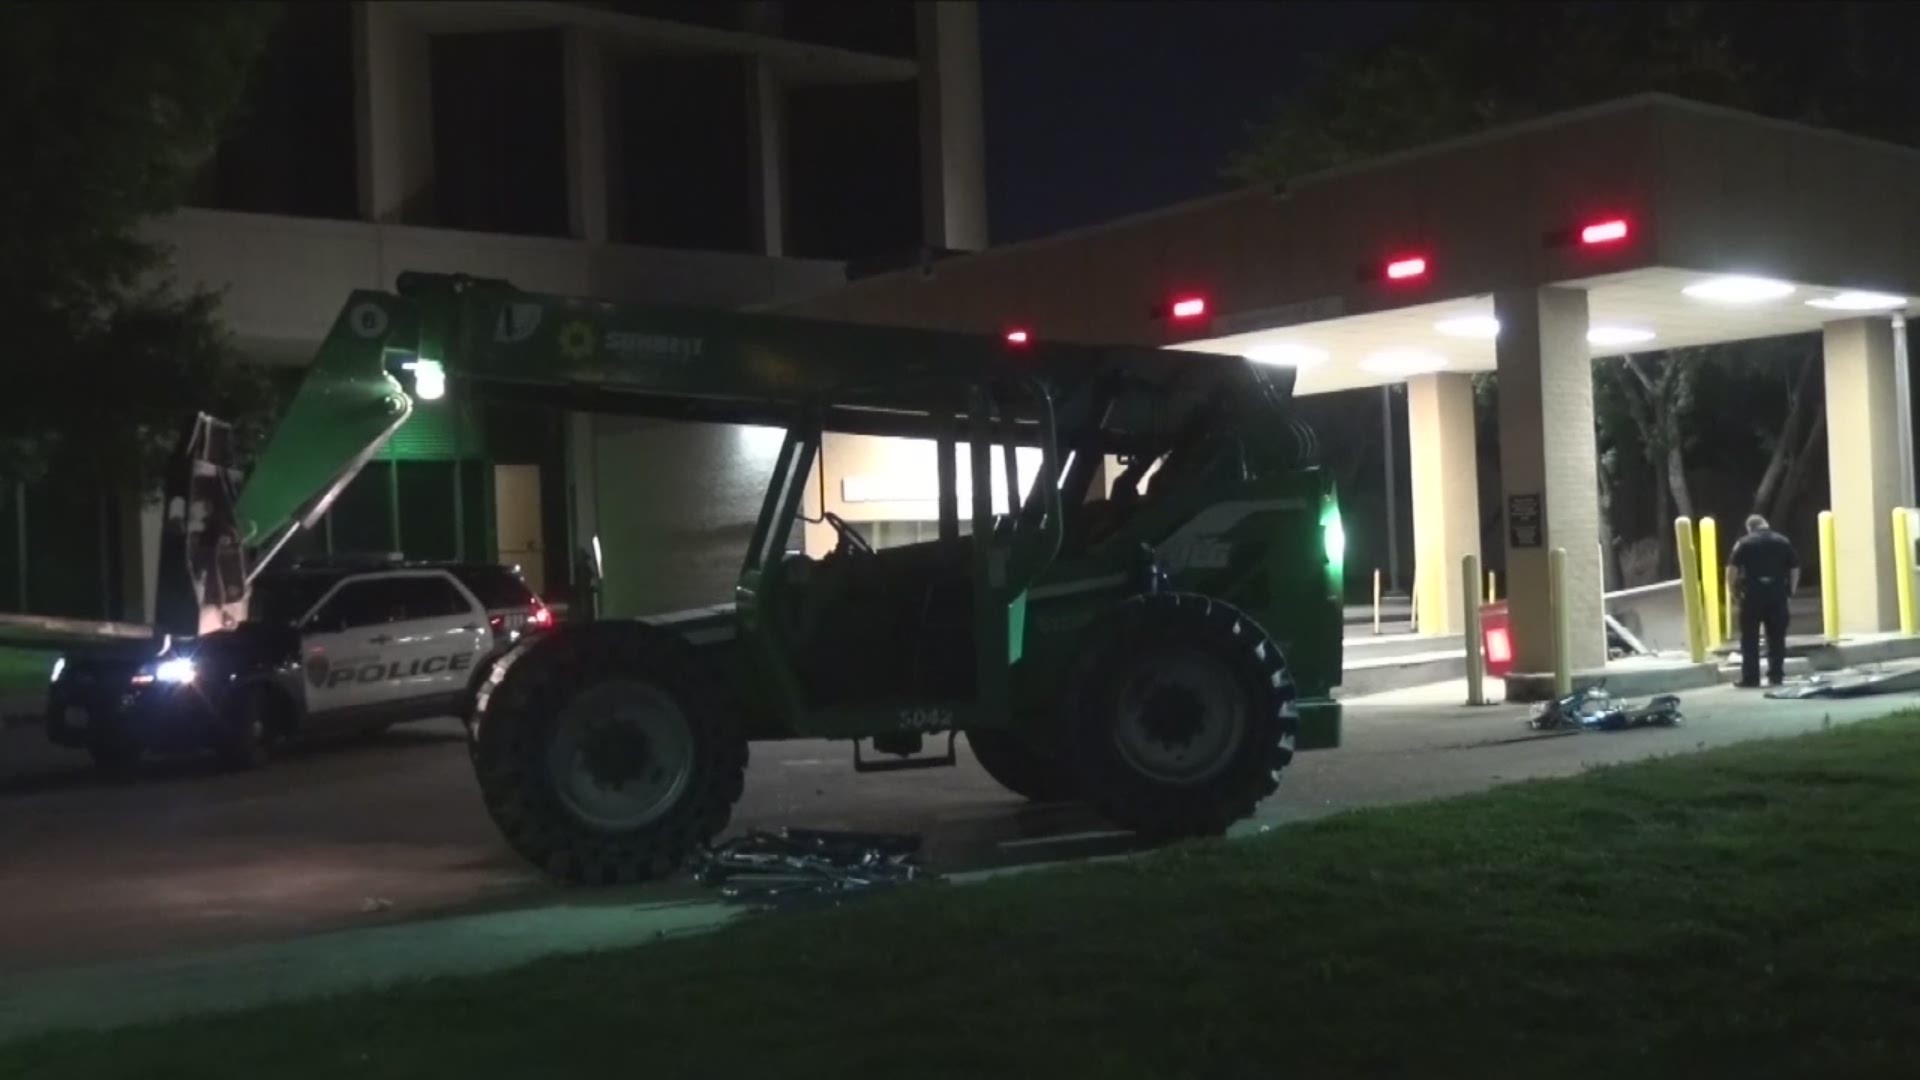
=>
[978,2,1418,244]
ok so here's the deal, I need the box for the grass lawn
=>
[10,717,1920,1078]
[0,645,56,704]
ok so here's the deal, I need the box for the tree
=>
[1757,358,1826,526]
[1225,3,1753,186]
[1229,4,1920,186]
[1619,352,1699,569]
[1679,337,1827,528]
[0,3,281,493]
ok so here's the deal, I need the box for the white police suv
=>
[47,558,553,773]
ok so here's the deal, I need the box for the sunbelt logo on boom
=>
[555,319,702,367]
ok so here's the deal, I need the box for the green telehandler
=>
[225,271,1346,883]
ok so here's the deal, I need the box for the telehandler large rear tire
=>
[470,623,746,885]
[1068,593,1297,839]
[967,728,1079,803]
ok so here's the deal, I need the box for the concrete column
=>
[1824,316,1904,632]
[1493,286,1605,672]
[1407,372,1481,636]
[745,58,785,257]
[562,28,610,243]
[915,1,988,250]
[352,1,434,224]
[123,493,163,624]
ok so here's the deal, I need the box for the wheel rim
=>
[232,689,268,754]
[1111,649,1247,784]
[247,690,268,744]
[546,681,696,831]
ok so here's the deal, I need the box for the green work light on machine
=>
[1322,502,1346,571]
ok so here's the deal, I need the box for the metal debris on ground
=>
[1528,686,1684,732]
[1764,667,1920,700]
[692,828,933,912]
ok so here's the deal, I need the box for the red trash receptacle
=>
[1480,600,1514,679]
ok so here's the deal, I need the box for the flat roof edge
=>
[839,94,1920,298]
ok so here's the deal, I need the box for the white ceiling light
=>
[1434,315,1501,339]
[1362,348,1449,376]
[1681,275,1795,304]
[1246,343,1329,368]
[1807,291,1908,312]
[1587,326,1656,347]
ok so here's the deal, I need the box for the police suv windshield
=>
[249,573,344,627]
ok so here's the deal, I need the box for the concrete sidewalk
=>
[0,897,747,1043]
[0,857,1047,1042]
[6,666,1920,1043]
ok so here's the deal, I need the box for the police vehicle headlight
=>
[49,656,64,683]
[143,658,198,685]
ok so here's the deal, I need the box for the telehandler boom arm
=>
[234,272,1307,567]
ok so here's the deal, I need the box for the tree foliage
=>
[1228,3,1920,186]
[0,2,282,491]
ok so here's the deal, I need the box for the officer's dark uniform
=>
[1730,527,1799,686]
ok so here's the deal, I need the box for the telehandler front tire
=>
[213,682,277,772]
[967,728,1079,803]
[1068,593,1297,839]
[470,623,747,885]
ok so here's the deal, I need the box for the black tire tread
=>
[470,622,747,885]
[967,728,1079,803]
[1068,592,1297,838]
[213,682,275,771]
[87,738,141,779]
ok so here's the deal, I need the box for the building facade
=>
[5,1,985,624]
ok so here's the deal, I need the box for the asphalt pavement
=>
[4,671,1919,1038]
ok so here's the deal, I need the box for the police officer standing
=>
[1726,514,1800,688]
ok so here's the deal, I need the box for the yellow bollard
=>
[1372,568,1382,635]
[1698,517,1722,649]
[1548,547,1572,696]
[1674,517,1706,663]
[1462,554,1486,706]
[1819,510,1839,639]
[1894,508,1916,635]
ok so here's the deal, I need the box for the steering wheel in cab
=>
[821,512,874,557]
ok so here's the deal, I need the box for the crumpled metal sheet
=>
[1764,667,1920,699]
[1529,687,1684,732]
[692,828,933,912]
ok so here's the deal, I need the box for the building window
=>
[430,30,570,237]
[782,1,917,58]
[611,57,753,252]
[187,2,357,220]
[784,81,920,259]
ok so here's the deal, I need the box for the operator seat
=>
[772,553,821,651]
